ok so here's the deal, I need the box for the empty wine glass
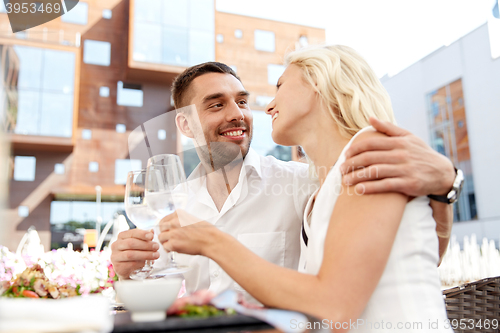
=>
[124,170,158,280]
[145,154,190,275]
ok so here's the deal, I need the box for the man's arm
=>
[339,117,455,263]
[431,200,453,265]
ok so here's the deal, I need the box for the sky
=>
[216,0,497,77]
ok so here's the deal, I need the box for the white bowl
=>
[114,278,182,322]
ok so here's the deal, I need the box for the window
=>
[427,79,476,221]
[158,129,167,140]
[189,30,214,65]
[50,201,71,224]
[133,22,162,63]
[116,124,126,133]
[61,1,88,25]
[234,29,243,39]
[134,0,161,23]
[251,111,291,161]
[89,162,99,172]
[12,45,75,137]
[117,81,143,107]
[132,0,215,67]
[54,163,65,174]
[14,156,36,181]
[18,206,29,217]
[162,27,188,65]
[267,64,285,85]
[115,159,142,185]
[99,86,110,97]
[50,200,125,250]
[83,40,111,66]
[162,0,188,27]
[82,129,92,140]
[102,9,112,19]
[299,35,308,48]
[40,93,73,137]
[254,30,275,52]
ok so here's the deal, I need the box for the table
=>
[112,311,332,333]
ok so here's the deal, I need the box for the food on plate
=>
[172,304,233,317]
[1,264,80,299]
[167,289,235,318]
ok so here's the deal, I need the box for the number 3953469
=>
[5,2,61,14]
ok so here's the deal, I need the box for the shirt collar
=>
[241,148,262,179]
[185,148,262,218]
[187,147,262,185]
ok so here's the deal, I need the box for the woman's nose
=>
[265,99,276,115]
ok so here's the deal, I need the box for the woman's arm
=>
[161,133,407,328]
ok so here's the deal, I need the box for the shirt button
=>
[212,271,220,278]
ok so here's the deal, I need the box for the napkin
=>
[0,295,113,333]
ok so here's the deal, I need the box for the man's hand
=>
[110,229,160,280]
[340,117,455,197]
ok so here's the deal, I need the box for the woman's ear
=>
[175,113,194,138]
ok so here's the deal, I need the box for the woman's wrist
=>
[203,228,234,259]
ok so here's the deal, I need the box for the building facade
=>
[0,0,325,250]
[381,22,500,243]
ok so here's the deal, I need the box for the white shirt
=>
[154,148,317,301]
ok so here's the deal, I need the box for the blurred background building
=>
[381,21,500,244]
[0,0,325,251]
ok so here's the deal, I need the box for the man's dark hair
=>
[171,62,241,109]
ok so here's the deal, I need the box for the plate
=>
[112,312,272,332]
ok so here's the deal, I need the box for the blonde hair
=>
[285,45,396,138]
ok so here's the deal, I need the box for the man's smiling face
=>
[185,72,253,165]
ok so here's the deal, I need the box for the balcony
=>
[8,134,73,153]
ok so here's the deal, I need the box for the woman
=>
[159,45,451,332]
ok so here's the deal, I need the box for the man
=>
[111,62,455,298]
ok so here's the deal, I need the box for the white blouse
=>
[299,126,452,332]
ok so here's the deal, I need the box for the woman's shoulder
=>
[350,126,388,145]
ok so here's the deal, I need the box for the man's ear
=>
[176,113,194,138]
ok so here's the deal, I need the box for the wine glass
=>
[145,154,190,275]
[124,170,158,280]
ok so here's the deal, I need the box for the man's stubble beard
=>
[194,127,253,173]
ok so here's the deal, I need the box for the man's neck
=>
[203,159,244,212]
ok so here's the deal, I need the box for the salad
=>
[167,289,235,318]
[1,264,80,299]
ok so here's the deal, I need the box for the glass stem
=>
[168,252,178,268]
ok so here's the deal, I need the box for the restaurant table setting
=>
[111,281,311,333]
